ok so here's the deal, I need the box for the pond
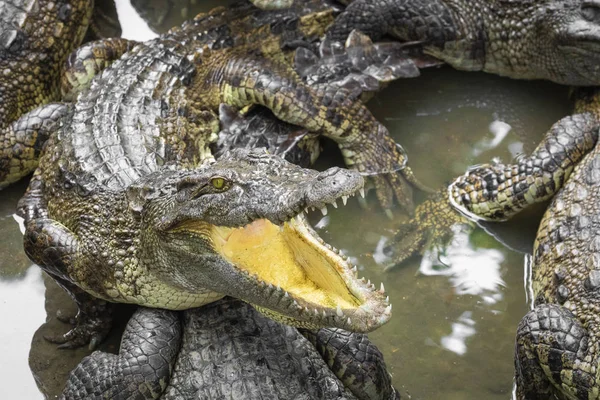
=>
[0,1,573,398]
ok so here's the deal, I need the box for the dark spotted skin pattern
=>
[61,298,399,400]
[326,0,600,86]
[61,308,181,400]
[416,90,600,398]
[17,0,400,349]
[513,91,600,399]
[0,0,93,187]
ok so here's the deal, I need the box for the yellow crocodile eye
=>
[211,177,225,189]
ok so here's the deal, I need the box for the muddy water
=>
[0,1,573,399]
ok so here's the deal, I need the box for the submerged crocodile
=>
[325,0,600,85]
[17,1,407,349]
[61,298,399,400]
[388,88,600,398]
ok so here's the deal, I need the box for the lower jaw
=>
[210,216,389,331]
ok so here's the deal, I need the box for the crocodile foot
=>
[383,189,472,269]
[45,302,113,350]
[297,30,422,91]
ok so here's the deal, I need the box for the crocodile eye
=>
[211,177,226,189]
[582,5,600,21]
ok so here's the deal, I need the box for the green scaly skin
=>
[390,89,600,398]
[17,2,398,349]
[60,298,400,400]
[5,0,424,211]
[326,0,600,86]
[0,0,93,188]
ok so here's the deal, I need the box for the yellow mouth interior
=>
[211,218,361,309]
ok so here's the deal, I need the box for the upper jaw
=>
[258,166,365,225]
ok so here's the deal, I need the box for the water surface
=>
[0,2,573,398]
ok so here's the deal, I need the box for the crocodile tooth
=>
[284,291,289,298]
[384,304,392,314]
[341,195,348,206]
[385,209,394,220]
[276,285,281,292]
[304,306,310,314]
[293,300,299,308]
[385,296,390,304]
[359,188,365,198]
[320,206,328,216]
[367,279,371,286]
[352,266,358,276]
[347,317,352,326]
[380,282,385,294]
[360,277,366,283]
[314,308,319,316]
[331,200,338,208]
[322,310,327,317]
[336,305,343,317]
[304,207,310,214]
[268,283,273,289]
[311,206,315,212]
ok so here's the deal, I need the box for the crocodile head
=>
[535,0,600,85]
[128,148,391,332]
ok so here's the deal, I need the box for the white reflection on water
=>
[419,225,505,304]
[0,266,45,399]
[472,120,511,157]
[440,311,476,355]
[418,226,506,355]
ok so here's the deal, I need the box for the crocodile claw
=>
[46,305,113,350]
[383,189,473,269]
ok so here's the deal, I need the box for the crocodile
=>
[60,297,399,400]
[0,0,92,187]
[387,88,600,398]
[0,0,125,189]
[325,0,600,86]
[5,0,424,210]
[16,0,412,349]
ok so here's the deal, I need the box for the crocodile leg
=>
[515,304,598,400]
[61,38,139,101]
[23,217,112,349]
[449,113,599,221]
[61,308,181,400]
[325,0,461,48]
[301,328,400,400]
[198,49,417,211]
[0,103,69,189]
[384,112,600,267]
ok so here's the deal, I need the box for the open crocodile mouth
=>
[209,193,391,333]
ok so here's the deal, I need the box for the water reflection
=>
[417,226,507,357]
[0,266,45,399]
[440,311,476,356]
[419,226,506,304]
[472,120,511,157]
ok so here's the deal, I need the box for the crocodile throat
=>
[212,216,360,309]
